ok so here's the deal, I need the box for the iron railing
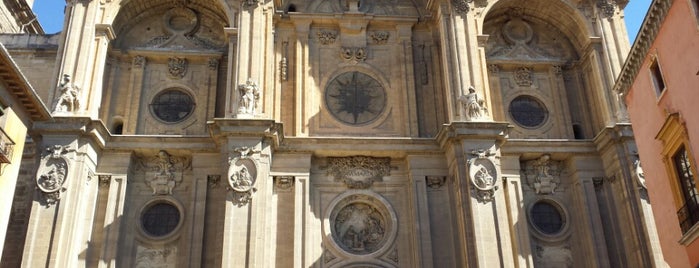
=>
[678,198,699,234]
[0,128,14,165]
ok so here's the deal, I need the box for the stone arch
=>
[103,0,236,28]
[307,0,421,16]
[482,1,596,139]
[480,0,592,51]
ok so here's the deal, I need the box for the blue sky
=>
[32,0,652,42]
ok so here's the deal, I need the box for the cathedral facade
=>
[0,0,667,267]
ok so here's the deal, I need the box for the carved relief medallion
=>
[634,160,646,189]
[36,145,72,206]
[324,156,391,189]
[227,147,260,206]
[135,244,177,268]
[327,192,397,256]
[468,149,498,202]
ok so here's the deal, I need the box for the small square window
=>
[649,59,666,96]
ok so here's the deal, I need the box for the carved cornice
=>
[613,0,671,96]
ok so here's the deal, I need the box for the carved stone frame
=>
[136,196,185,243]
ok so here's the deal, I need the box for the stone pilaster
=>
[436,122,512,267]
[21,118,107,267]
[52,1,114,118]
[209,119,282,268]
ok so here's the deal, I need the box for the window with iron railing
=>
[0,128,14,164]
[674,146,699,233]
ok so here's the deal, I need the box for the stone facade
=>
[0,0,668,267]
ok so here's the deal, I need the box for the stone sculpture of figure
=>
[231,166,253,191]
[458,86,487,121]
[238,79,260,115]
[474,165,494,189]
[53,74,79,112]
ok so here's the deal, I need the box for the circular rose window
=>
[325,72,386,125]
[150,89,194,123]
[509,95,548,128]
[141,202,181,237]
[529,200,565,235]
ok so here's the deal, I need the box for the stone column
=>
[436,3,490,122]
[230,2,273,118]
[52,1,114,118]
[124,55,145,134]
[437,122,513,267]
[21,119,106,268]
[210,119,281,268]
[293,20,311,136]
[500,155,535,267]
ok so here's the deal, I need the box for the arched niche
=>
[483,3,596,139]
[111,0,229,51]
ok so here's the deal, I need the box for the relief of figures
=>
[333,203,386,254]
[136,150,190,195]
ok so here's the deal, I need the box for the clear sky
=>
[31,0,652,42]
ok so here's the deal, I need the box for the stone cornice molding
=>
[0,44,52,121]
[613,0,672,96]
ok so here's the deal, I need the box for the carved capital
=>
[274,176,294,192]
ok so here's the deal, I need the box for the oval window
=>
[530,201,565,235]
[150,89,194,123]
[509,95,548,128]
[141,202,181,237]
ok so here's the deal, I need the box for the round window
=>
[530,201,564,235]
[509,95,548,128]
[150,89,194,123]
[141,202,181,237]
[325,72,386,125]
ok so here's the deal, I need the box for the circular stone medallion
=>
[328,193,396,256]
[325,72,386,125]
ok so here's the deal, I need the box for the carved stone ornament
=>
[370,31,390,44]
[458,85,489,122]
[514,66,533,87]
[635,160,646,189]
[135,244,177,268]
[523,154,561,194]
[324,156,391,189]
[98,175,111,187]
[237,79,261,116]
[274,176,294,192]
[426,176,446,189]
[207,175,221,188]
[167,57,187,79]
[36,145,73,207]
[227,147,260,206]
[135,150,191,195]
[340,47,367,64]
[208,58,219,70]
[452,0,473,15]
[242,0,260,9]
[133,55,146,68]
[317,31,338,45]
[53,74,80,113]
[597,0,617,18]
[468,149,498,203]
[328,193,396,255]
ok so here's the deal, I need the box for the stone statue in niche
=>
[523,154,561,194]
[53,74,79,112]
[334,203,386,254]
[237,79,260,116]
[458,86,488,121]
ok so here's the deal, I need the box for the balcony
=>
[0,128,14,165]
